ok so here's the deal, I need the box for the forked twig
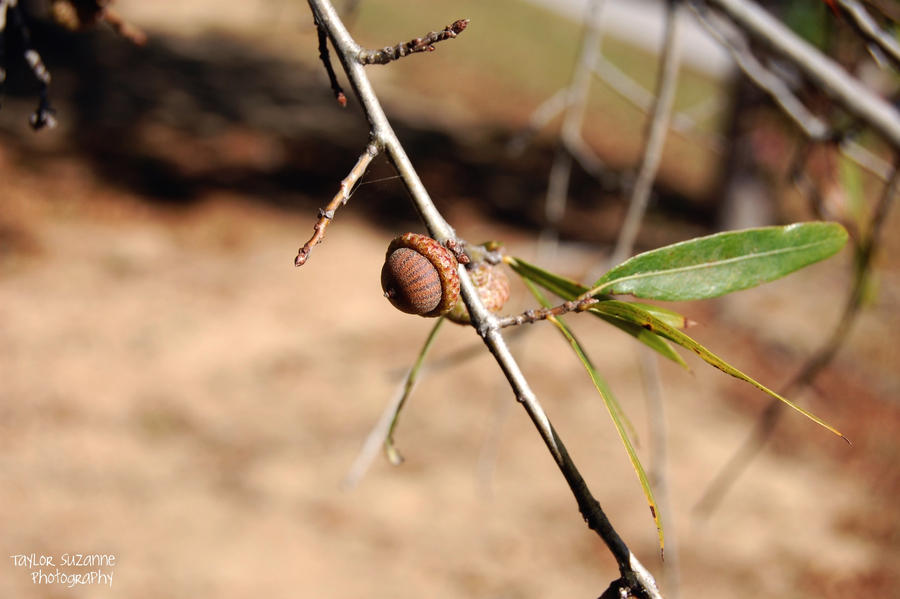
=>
[697,0,900,149]
[305,2,663,596]
[836,0,900,70]
[294,142,379,266]
[693,1,895,184]
[691,6,830,141]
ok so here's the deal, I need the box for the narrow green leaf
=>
[590,222,848,301]
[523,279,664,552]
[504,256,591,300]
[631,302,687,329]
[592,300,849,442]
[384,317,446,464]
[506,256,687,367]
[593,312,688,369]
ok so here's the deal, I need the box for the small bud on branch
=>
[358,19,470,65]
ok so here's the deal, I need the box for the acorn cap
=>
[447,262,510,324]
[383,233,460,318]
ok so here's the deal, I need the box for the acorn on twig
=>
[446,262,510,324]
[381,233,510,323]
[381,233,460,317]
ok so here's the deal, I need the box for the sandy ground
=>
[1,2,899,598]
[1,154,898,598]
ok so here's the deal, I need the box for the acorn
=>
[446,262,510,324]
[381,233,460,317]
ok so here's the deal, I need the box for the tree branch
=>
[691,6,830,140]
[698,0,900,149]
[693,0,895,187]
[294,143,379,266]
[496,298,600,328]
[358,19,469,65]
[837,0,900,70]
[305,2,663,596]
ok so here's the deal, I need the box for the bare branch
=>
[593,51,725,152]
[692,3,895,185]
[699,0,900,149]
[496,298,600,328]
[840,137,893,181]
[294,142,379,266]
[691,6,830,140]
[611,0,686,266]
[542,0,606,250]
[837,0,900,70]
[306,2,663,595]
[506,88,569,155]
[358,19,469,65]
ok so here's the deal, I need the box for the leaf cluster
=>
[392,222,849,552]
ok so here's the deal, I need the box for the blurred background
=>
[1,1,898,597]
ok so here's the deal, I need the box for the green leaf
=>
[522,279,664,553]
[504,256,591,300]
[384,317,446,464]
[591,300,849,442]
[506,256,686,367]
[590,222,848,301]
[593,312,688,369]
[631,302,687,329]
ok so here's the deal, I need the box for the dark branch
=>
[316,18,347,107]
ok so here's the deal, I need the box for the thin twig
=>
[542,0,605,252]
[101,8,148,45]
[694,159,899,517]
[496,298,599,328]
[789,140,832,224]
[316,18,347,107]
[639,348,681,599]
[691,6,830,140]
[342,318,446,489]
[840,138,893,181]
[383,318,446,464]
[306,2,663,596]
[294,142,379,266]
[358,19,469,65]
[837,0,900,70]
[506,88,569,155]
[593,52,724,151]
[693,2,894,184]
[611,0,685,267]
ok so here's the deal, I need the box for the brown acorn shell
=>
[381,233,460,317]
[447,262,510,324]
